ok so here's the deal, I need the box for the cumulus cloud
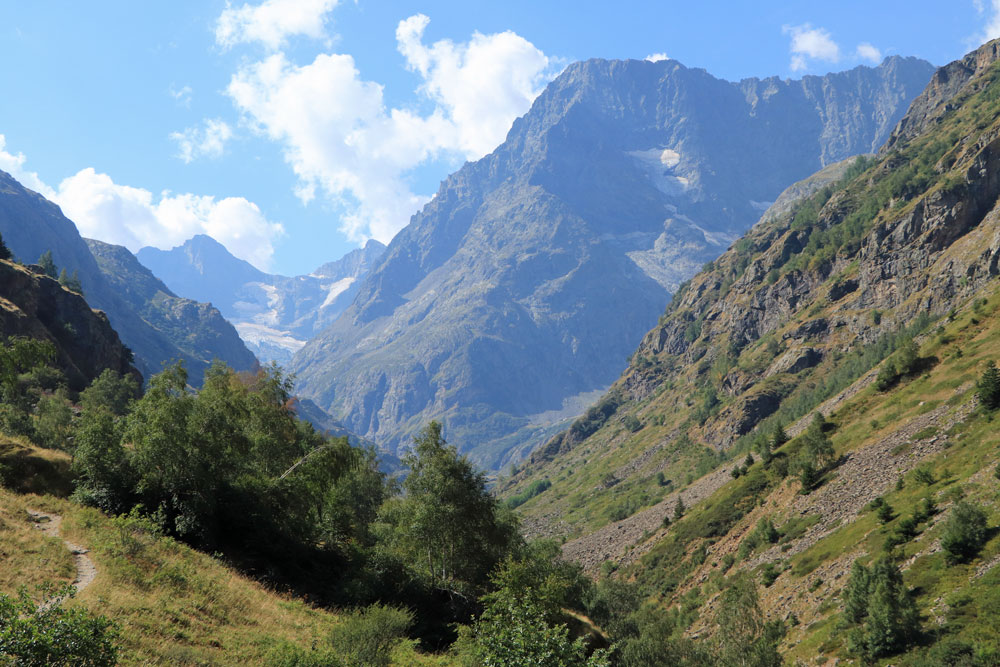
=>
[216,0,338,50]
[645,53,670,62]
[0,135,56,199]
[971,0,1000,45]
[0,136,281,270]
[783,24,841,71]
[170,119,234,163]
[395,14,553,157]
[855,42,882,64]
[227,14,555,243]
[56,169,283,269]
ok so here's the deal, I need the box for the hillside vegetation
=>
[501,39,1000,664]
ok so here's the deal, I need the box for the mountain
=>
[0,171,257,384]
[0,258,137,389]
[137,236,386,364]
[85,239,257,377]
[291,55,936,469]
[501,39,1000,662]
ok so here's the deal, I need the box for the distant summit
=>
[138,236,386,364]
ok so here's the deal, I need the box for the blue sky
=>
[0,1,996,275]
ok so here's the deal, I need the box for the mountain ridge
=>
[291,54,936,468]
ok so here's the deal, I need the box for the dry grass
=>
[0,485,450,665]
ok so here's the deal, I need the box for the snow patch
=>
[234,322,306,353]
[627,147,690,195]
[750,200,773,211]
[320,277,354,309]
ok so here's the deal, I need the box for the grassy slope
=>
[0,449,448,665]
[500,45,1000,663]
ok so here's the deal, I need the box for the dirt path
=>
[27,509,97,598]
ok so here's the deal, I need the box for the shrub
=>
[0,586,119,665]
[506,479,552,509]
[844,558,919,661]
[329,604,413,667]
[623,415,642,433]
[941,501,989,565]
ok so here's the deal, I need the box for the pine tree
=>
[0,231,10,261]
[37,250,57,278]
[674,496,686,520]
[976,361,1000,410]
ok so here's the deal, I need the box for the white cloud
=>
[0,135,56,199]
[216,0,338,50]
[971,0,1000,45]
[0,136,281,270]
[783,24,841,71]
[227,14,555,243]
[56,169,283,269]
[395,14,553,157]
[855,42,882,64]
[170,119,234,163]
[645,53,670,63]
[169,84,193,108]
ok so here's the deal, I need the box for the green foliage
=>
[0,586,119,665]
[74,361,358,553]
[0,231,10,261]
[713,575,784,666]
[941,500,990,565]
[506,479,552,509]
[79,369,140,417]
[875,338,923,391]
[794,413,836,493]
[57,268,84,295]
[36,250,57,278]
[844,558,919,661]
[33,391,74,450]
[328,604,413,667]
[377,421,520,593]
[623,414,642,433]
[569,392,623,441]
[473,557,609,667]
[673,496,686,521]
[976,360,1000,410]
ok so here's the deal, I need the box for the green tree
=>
[713,575,784,667]
[0,231,11,261]
[37,250,57,278]
[844,558,919,661]
[941,500,989,565]
[79,369,140,417]
[377,421,520,593]
[58,268,84,295]
[33,391,74,450]
[674,496,686,521]
[976,361,1000,410]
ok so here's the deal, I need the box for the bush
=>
[941,501,989,565]
[623,415,642,433]
[506,479,552,509]
[0,586,119,665]
[329,604,412,667]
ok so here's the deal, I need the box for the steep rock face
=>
[137,236,386,364]
[292,56,935,468]
[86,240,257,377]
[0,260,136,389]
[0,171,256,384]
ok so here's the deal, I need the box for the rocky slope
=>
[501,38,1000,665]
[86,239,257,379]
[137,236,385,364]
[0,171,257,384]
[291,55,934,468]
[0,259,136,389]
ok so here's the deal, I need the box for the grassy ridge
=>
[0,480,445,665]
